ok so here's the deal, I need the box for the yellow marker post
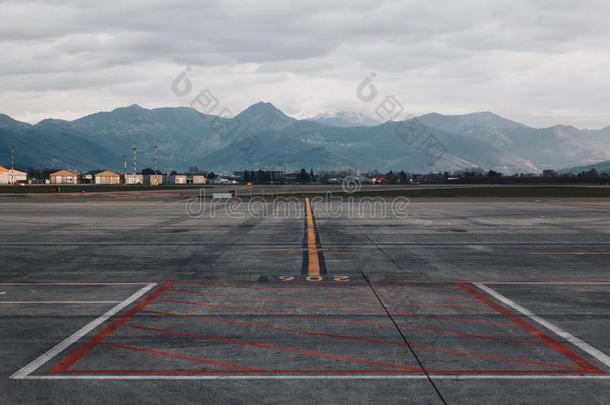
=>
[305,198,321,276]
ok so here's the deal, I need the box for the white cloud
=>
[1,0,609,128]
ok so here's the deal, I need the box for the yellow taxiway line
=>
[305,197,321,276]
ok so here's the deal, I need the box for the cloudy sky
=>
[1,0,609,128]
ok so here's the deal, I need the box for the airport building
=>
[0,166,27,184]
[190,174,207,184]
[94,170,121,185]
[144,174,163,186]
[123,174,144,185]
[167,174,187,184]
[163,174,207,185]
[49,169,79,184]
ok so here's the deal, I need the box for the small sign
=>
[212,192,233,199]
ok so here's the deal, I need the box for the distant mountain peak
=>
[418,111,527,130]
[114,104,147,113]
[3,104,610,173]
[235,101,295,132]
[0,113,31,130]
[306,111,382,127]
[238,101,287,116]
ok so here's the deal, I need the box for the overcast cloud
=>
[1,0,609,128]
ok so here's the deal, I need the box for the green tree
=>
[296,168,310,183]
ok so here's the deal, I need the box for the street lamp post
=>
[132,147,137,184]
[154,145,158,186]
[10,145,14,185]
[123,154,127,186]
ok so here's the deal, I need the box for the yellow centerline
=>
[305,197,321,276]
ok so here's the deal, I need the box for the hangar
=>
[0,166,27,184]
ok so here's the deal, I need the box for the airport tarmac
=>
[0,194,609,404]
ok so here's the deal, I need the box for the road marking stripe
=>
[482,281,610,285]
[57,368,588,375]
[9,283,157,379]
[474,282,610,370]
[49,282,174,373]
[305,197,321,276]
[0,282,151,285]
[0,301,121,304]
[529,253,610,256]
[13,374,610,380]
[458,282,602,373]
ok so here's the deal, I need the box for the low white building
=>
[190,175,207,185]
[209,177,231,185]
[144,174,163,186]
[95,170,121,185]
[124,174,144,185]
[167,174,187,184]
[0,166,27,184]
[49,170,78,184]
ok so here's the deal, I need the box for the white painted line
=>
[474,282,610,369]
[10,283,157,380]
[481,281,610,285]
[0,301,122,304]
[0,292,5,295]
[0,282,152,286]
[14,374,610,380]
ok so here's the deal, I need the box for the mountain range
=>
[1,102,610,173]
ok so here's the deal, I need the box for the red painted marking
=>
[411,344,573,370]
[61,368,585,375]
[147,309,532,345]
[126,323,421,372]
[190,279,370,290]
[62,369,423,375]
[157,298,299,315]
[159,297,391,316]
[457,282,604,374]
[103,342,264,372]
[147,309,406,347]
[173,287,478,310]
[319,316,539,346]
[367,281,464,287]
[171,288,385,313]
[391,314,513,328]
[387,301,493,312]
[176,283,378,302]
[49,282,175,373]
[146,310,571,370]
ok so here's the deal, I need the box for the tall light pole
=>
[123,154,127,186]
[284,162,287,185]
[154,145,158,186]
[10,145,14,184]
[132,147,137,184]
